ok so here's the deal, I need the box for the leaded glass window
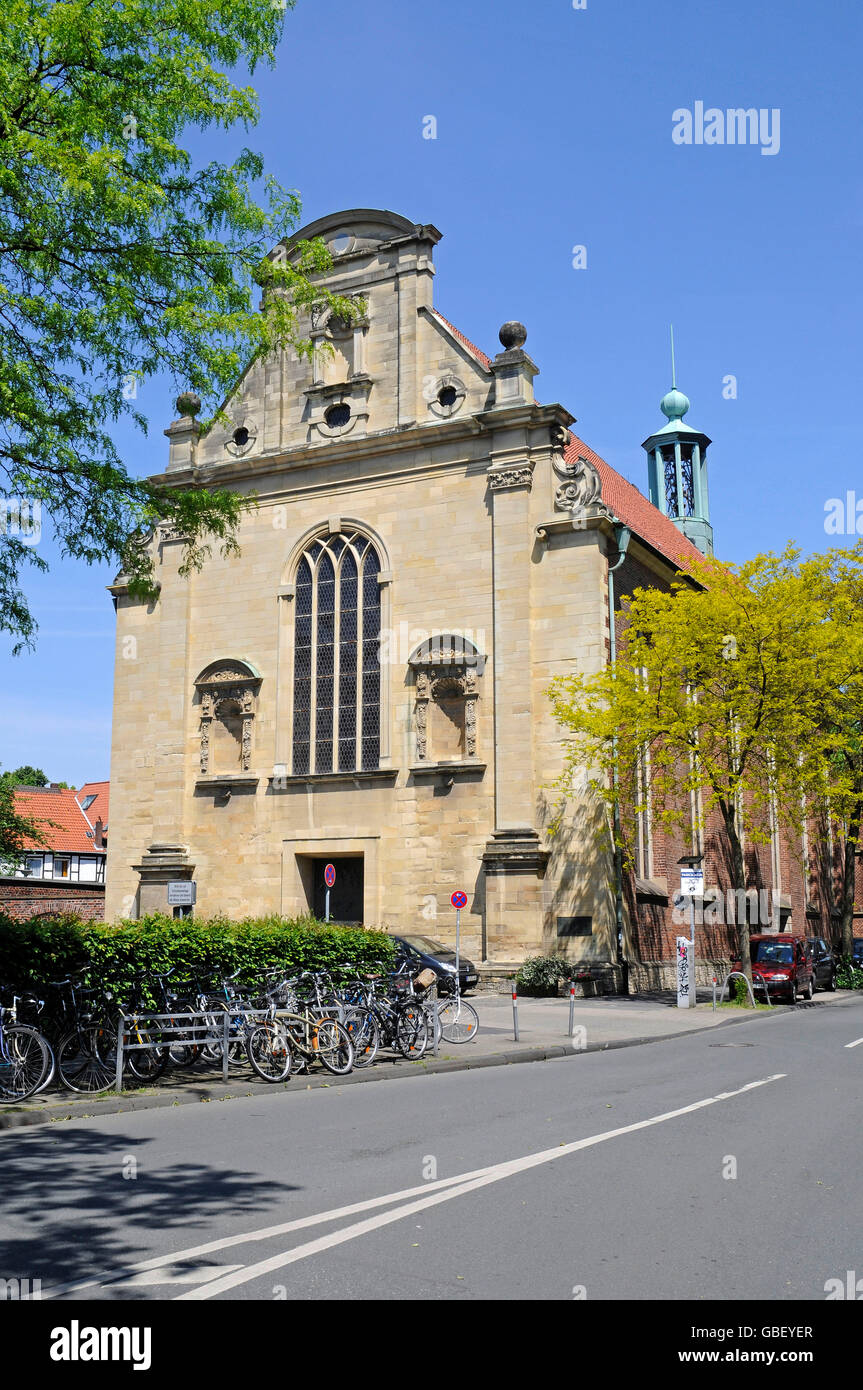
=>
[679,446,695,517]
[662,448,678,518]
[293,531,381,774]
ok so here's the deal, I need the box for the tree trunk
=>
[839,800,862,958]
[724,808,752,982]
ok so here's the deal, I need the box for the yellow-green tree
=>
[802,545,863,957]
[549,544,852,979]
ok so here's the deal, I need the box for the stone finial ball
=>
[499,320,527,350]
[176,391,201,418]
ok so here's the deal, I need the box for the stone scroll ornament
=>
[550,425,605,515]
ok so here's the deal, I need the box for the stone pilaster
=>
[483,460,548,958]
[132,844,194,916]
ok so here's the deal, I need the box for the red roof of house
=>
[433,311,493,371]
[563,436,705,571]
[436,314,706,574]
[14,787,107,855]
[77,781,109,829]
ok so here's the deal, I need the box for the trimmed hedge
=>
[0,911,395,1003]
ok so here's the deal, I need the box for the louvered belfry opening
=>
[292,530,381,775]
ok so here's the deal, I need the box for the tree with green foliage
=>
[0,765,47,789]
[549,545,851,981]
[1,0,352,650]
[797,544,863,957]
[0,764,69,791]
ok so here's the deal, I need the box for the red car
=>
[742,934,815,1004]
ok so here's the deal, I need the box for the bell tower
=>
[642,350,713,556]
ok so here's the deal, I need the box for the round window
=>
[232,426,250,448]
[438,385,458,410]
[330,234,353,256]
[325,403,351,429]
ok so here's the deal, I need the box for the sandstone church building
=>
[105,208,848,984]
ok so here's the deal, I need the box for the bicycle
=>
[0,994,52,1102]
[51,978,119,1094]
[246,976,354,1079]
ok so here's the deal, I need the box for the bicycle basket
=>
[414,969,437,991]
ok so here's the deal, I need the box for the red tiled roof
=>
[77,781,109,829]
[432,311,493,371]
[433,313,705,574]
[14,787,106,855]
[564,435,705,572]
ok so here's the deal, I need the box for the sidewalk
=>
[1,990,855,1132]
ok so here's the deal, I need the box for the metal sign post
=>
[451,891,467,999]
[324,863,336,923]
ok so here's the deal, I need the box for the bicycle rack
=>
[713,970,771,1011]
[114,1007,271,1090]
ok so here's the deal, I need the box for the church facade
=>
[106,207,841,976]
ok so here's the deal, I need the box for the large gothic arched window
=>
[293,531,381,774]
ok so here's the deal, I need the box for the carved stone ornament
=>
[552,452,603,513]
[488,466,533,492]
[411,658,481,761]
[195,662,261,774]
[549,422,573,454]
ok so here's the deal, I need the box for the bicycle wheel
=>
[343,1007,379,1069]
[169,1041,201,1068]
[396,1003,428,1059]
[35,1038,57,1093]
[247,1023,293,1083]
[125,1031,170,1082]
[57,1025,118,1093]
[0,1025,52,1101]
[313,1018,354,1075]
[437,997,479,1044]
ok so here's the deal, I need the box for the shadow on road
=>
[0,1125,299,1291]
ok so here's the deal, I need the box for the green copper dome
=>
[660,387,690,421]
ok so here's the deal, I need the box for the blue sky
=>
[3,0,861,786]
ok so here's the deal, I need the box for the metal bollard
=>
[115,1011,125,1093]
[568,981,576,1037]
[512,984,519,1042]
[222,1008,230,1083]
[432,1000,439,1057]
[712,976,717,1012]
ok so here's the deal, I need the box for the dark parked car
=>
[743,934,815,1003]
[806,937,837,992]
[851,940,863,970]
[390,934,479,995]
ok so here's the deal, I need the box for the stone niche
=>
[194,660,262,775]
[408,636,485,766]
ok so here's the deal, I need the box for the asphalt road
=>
[3,995,861,1301]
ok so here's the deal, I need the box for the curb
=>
[0,994,854,1134]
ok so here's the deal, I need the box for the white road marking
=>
[843,1037,863,1049]
[176,1072,787,1301]
[42,1166,499,1299]
[104,1264,244,1288]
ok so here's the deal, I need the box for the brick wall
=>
[0,878,105,921]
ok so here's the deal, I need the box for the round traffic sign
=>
[324,863,336,888]
[451,890,467,910]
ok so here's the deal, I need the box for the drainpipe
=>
[607,523,631,994]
